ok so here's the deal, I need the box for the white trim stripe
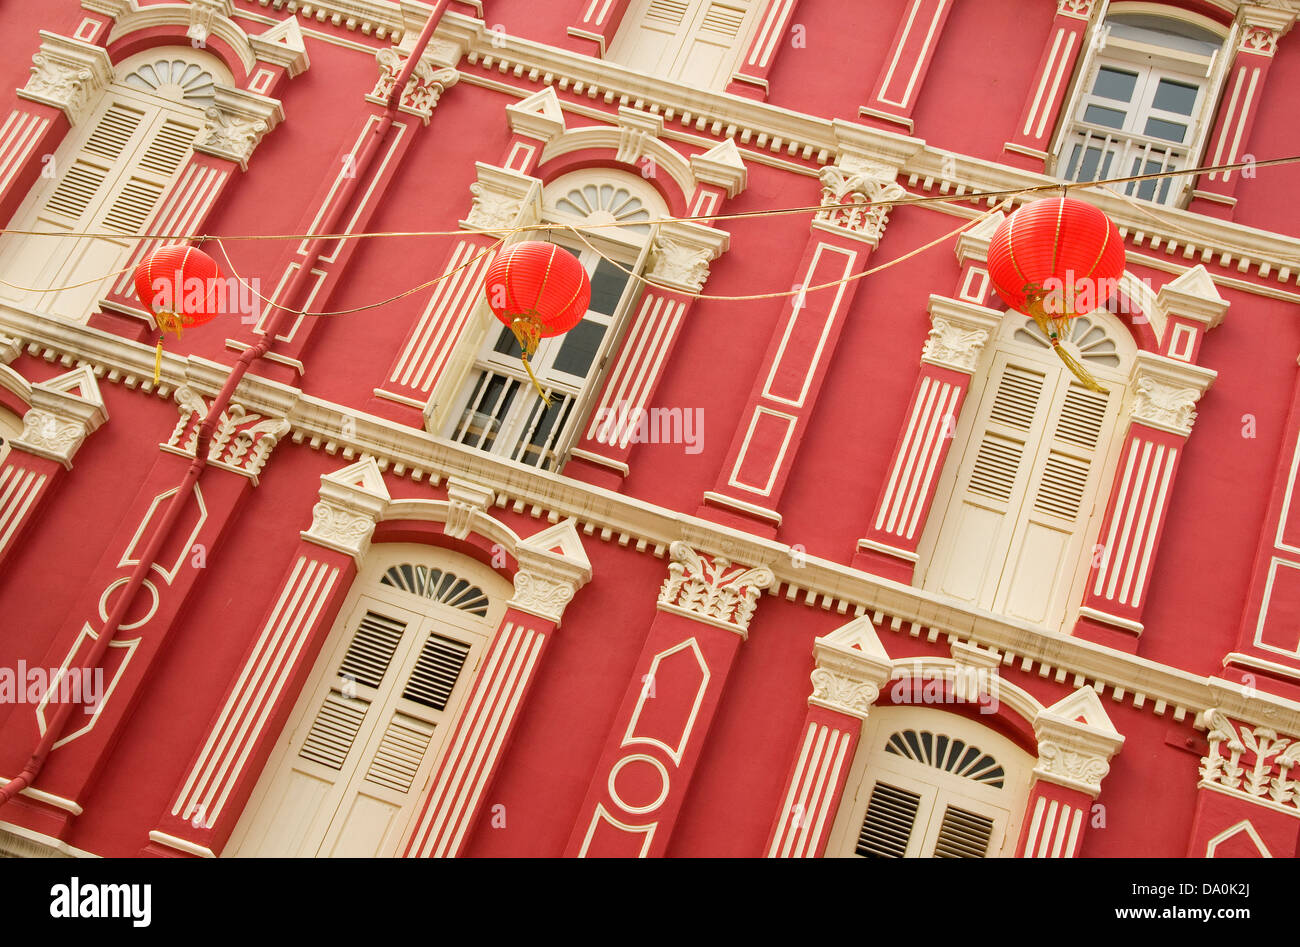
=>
[0,112,49,201]
[171,558,340,824]
[0,466,45,554]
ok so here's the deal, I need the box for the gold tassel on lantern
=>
[1024,290,1108,394]
[509,314,552,406]
[151,311,186,385]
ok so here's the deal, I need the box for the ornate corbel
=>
[1129,351,1216,437]
[301,456,391,562]
[656,541,774,638]
[510,518,592,626]
[10,365,107,468]
[461,163,542,233]
[809,616,893,719]
[444,477,494,540]
[1032,688,1124,799]
[18,31,114,124]
[194,86,284,171]
[646,220,730,294]
[922,295,1002,374]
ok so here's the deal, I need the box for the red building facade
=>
[0,0,1298,859]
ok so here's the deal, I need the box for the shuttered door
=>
[0,88,198,320]
[854,782,924,857]
[996,380,1118,624]
[609,0,759,88]
[320,629,475,856]
[922,348,1119,629]
[229,597,483,857]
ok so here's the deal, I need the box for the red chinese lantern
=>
[483,241,591,403]
[134,244,224,383]
[986,197,1125,392]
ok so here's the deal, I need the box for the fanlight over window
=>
[122,58,217,108]
[551,183,653,236]
[884,729,1006,788]
[379,564,491,616]
[1014,315,1121,368]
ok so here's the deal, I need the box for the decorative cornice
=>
[195,86,284,171]
[1129,351,1217,437]
[18,32,114,124]
[922,295,1001,373]
[12,308,1300,742]
[646,220,730,294]
[657,541,773,637]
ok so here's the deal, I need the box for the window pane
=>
[553,318,606,377]
[493,325,523,358]
[1143,117,1187,142]
[588,258,629,315]
[1091,67,1138,103]
[1083,104,1126,130]
[1151,78,1198,115]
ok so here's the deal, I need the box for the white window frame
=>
[1051,5,1231,207]
[826,707,1035,859]
[437,171,663,473]
[914,311,1135,633]
[0,47,230,322]
[225,544,513,858]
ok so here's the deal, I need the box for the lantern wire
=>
[2,153,1298,317]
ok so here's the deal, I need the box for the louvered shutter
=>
[854,782,922,858]
[609,0,758,89]
[931,805,996,858]
[0,91,197,320]
[924,348,1120,628]
[998,380,1117,624]
[924,358,1052,608]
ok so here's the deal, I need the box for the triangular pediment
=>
[1042,686,1119,735]
[37,365,104,407]
[517,517,590,571]
[321,456,389,500]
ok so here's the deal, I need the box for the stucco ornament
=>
[198,107,269,168]
[648,237,712,293]
[17,409,83,457]
[1199,708,1300,809]
[372,47,458,119]
[815,157,906,245]
[657,541,774,636]
[810,666,880,718]
[510,570,575,624]
[306,501,376,556]
[466,182,524,230]
[1133,375,1200,435]
[923,317,990,372]
[1036,740,1110,789]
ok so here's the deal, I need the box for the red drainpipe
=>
[0,0,454,811]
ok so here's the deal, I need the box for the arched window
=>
[1053,6,1228,206]
[0,47,231,321]
[827,707,1034,858]
[441,170,663,472]
[606,0,764,90]
[225,545,512,857]
[915,309,1135,631]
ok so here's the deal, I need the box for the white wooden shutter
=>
[930,805,997,858]
[923,357,1053,608]
[855,782,924,857]
[609,0,758,89]
[996,381,1117,625]
[230,598,483,857]
[0,90,198,320]
[923,350,1119,628]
